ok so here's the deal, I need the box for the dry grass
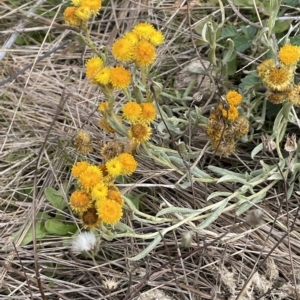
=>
[1,0,300,299]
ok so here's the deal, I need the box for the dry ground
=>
[1,0,300,299]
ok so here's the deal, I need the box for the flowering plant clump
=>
[63,0,164,233]
[257,44,300,105]
[206,91,249,156]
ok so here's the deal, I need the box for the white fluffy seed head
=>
[72,231,97,253]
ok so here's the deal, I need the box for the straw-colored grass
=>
[2,0,300,299]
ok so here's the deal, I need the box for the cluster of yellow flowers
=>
[63,0,102,27]
[70,149,137,228]
[64,0,164,229]
[85,22,164,92]
[206,91,249,156]
[257,44,300,105]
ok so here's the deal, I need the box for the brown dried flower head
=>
[284,134,298,152]
[74,130,93,154]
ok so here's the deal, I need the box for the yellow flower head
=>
[97,199,123,225]
[98,164,109,177]
[71,0,82,6]
[75,6,92,21]
[79,165,103,190]
[85,57,103,80]
[81,206,102,229]
[63,7,81,27]
[257,59,273,79]
[128,123,152,143]
[263,65,294,91]
[94,67,111,86]
[110,66,131,89]
[117,153,138,175]
[221,104,239,121]
[107,186,124,205]
[132,22,156,40]
[99,117,115,133]
[72,161,90,178]
[225,91,242,106]
[105,157,123,177]
[92,182,108,200]
[279,44,300,65]
[140,102,156,123]
[288,84,300,106]
[123,32,139,45]
[69,190,92,213]
[98,101,109,114]
[123,101,142,122]
[81,0,102,14]
[149,30,165,46]
[134,40,156,67]
[112,37,135,62]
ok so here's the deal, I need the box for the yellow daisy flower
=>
[221,104,239,121]
[128,123,152,143]
[149,30,165,46]
[98,101,109,114]
[97,199,123,225]
[257,59,273,79]
[110,66,131,89]
[79,165,103,190]
[123,32,139,45]
[279,44,300,65]
[85,57,103,80]
[81,0,102,14]
[134,40,156,67]
[225,91,242,106]
[123,101,142,122]
[69,190,92,213]
[75,6,92,21]
[132,22,156,40]
[112,37,135,63]
[92,182,108,200]
[71,0,82,6]
[81,206,102,229]
[117,153,138,175]
[94,67,111,86]
[63,7,81,27]
[106,157,123,177]
[71,161,90,178]
[140,102,156,123]
[107,186,124,205]
[263,65,294,91]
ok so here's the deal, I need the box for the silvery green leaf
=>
[156,207,197,217]
[207,191,232,201]
[114,222,135,233]
[287,182,295,200]
[129,235,161,261]
[191,167,214,180]
[251,143,263,159]
[197,199,229,230]
[217,175,249,185]
[267,173,283,180]
[208,166,247,179]
[236,191,266,216]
